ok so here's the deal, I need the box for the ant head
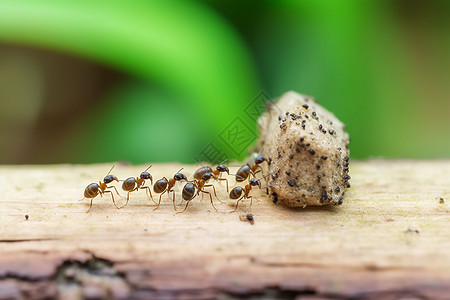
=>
[250,178,261,188]
[174,173,187,181]
[254,155,266,165]
[216,164,229,175]
[104,175,118,184]
[201,172,214,181]
[140,172,152,180]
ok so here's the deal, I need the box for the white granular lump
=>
[258,91,350,207]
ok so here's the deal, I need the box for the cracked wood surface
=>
[0,160,450,299]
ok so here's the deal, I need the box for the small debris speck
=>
[439,198,444,204]
[240,214,255,225]
[25,215,29,220]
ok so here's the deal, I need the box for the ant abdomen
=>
[229,186,243,199]
[236,165,250,182]
[182,183,196,201]
[153,179,168,194]
[84,183,99,199]
[194,166,213,180]
[122,177,136,191]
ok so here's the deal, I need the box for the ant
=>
[235,155,268,183]
[153,168,191,210]
[230,174,273,212]
[177,172,220,214]
[194,161,230,192]
[121,165,154,208]
[82,166,121,213]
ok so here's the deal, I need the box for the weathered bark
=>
[0,160,449,299]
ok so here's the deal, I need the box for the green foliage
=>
[0,0,449,163]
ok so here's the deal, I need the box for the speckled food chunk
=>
[258,91,350,207]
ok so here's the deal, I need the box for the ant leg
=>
[86,197,96,213]
[175,200,192,214]
[120,192,131,209]
[153,189,167,211]
[201,190,218,212]
[204,184,221,202]
[171,189,178,211]
[217,178,229,193]
[230,195,245,213]
[140,186,156,204]
[107,186,124,198]
[249,196,254,209]
[104,190,119,209]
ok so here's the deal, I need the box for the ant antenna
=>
[218,158,229,165]
[176,167,184,173]
[260,183,278,190]
[229,173,245,181]
[106,165,115,176]
[144,165,152,172]
[262,172,273,179]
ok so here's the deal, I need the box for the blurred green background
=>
[0,0,449,164]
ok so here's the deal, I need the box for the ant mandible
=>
[194,162,230,192]
[83,166,121,213]
[177,172,220,214]
[153,168,191,211]
[121,165,154,208]
[235,155,268,183]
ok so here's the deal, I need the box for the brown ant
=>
[235,155,268,183]
[121,165,154,208]
[177,172,220,214]
[194,162,230,192]
[153,168,191,210]
[230,174,273,212]
[82,166,121,213]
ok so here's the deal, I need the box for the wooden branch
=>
[1,160,450,299]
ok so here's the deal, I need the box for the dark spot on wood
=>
[321,155,328,160]
[287,179,295,187]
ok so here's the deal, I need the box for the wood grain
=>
[0,160,449,299]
